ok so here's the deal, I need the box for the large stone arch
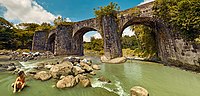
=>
[73,18,101,37]
[119,16,155,36]
[72,26,102,56]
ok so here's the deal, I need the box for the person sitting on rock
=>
[12,71,26,93]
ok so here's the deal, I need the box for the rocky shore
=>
[0,50,55,62]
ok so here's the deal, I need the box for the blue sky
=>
[34,0,143,21]
[0,0,153,41]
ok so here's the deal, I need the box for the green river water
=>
[0,57,200,96]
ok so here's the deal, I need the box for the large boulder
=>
[101,56,127,64]
[50,61,73,78]
[81,59,92,66]
[75,74,87,83]
[56,75,77,88]
[92,65,100,70]
[34,71,52,81]
[80,78,91,87]
[130,86,149,96]
[98,76,111,83]
[100,55,110,62]
[61,56,81,65]
[72,66,85,76]
[80,62,93,72]
[75,74,91,87]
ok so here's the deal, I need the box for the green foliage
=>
[18,23,40,31]
[153,0,200,40]
[195,35,200,44]
[0,17,55,50]
[121,35,138,50]
[0,17,14,28]
[94,2,120,18]
[54,16,74,26]
[133,25,157,57]
[84,37,103,51]
[36,22,54,31]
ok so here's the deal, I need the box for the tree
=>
[84,37,103,51]
[153,0,200,40]
[94,2,120,18]
[121,35,138,50]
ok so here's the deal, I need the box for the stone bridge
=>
[32,1,200,68]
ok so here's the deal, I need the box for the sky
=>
[0,0,154,42]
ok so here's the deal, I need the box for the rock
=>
[92,65,100,70]
[13,68,20,74]
[100,55,110,62]
[81,63,93,72]
[81,59,92,66]
[6,66,16,71]
[98,76,111,83]
[27,71,37,75]
[72,66,85,76]
[75,74,87,83]
[130,86,149,96]
[50,61,73,79]
[90,71,96,75]
[80,78,91,87]
[61,56,80,64]
[56,75,77,88]
[101,56,127,64]
[60,76,65,80]
[45,51,54,58]
[34,71,52,81]
[35,63,45,69]
[108,57,127,64]
[44,65,53,69]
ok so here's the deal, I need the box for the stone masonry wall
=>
[156,21,200,71]
[32,31,48,51]
[102,16,122,59]
[54,25,73,55]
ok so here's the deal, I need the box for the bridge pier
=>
[102,16,122,59]
[32,31,49,51]
[54,25,84,56]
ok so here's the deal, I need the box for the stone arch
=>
[73,27,102,38]
[72,27,102,56]
[46,33,56,53]
[119,17,155,36]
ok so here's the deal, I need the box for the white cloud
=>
[83,35,91,42]
[138,0,155,5]
[93,33,102,39]
[122,26,135,37]
[83,32,102,42]
[0,0,70,24]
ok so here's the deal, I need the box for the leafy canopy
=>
[153,0,200,40]
[94,2,120,18]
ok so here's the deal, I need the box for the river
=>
[0,57,200,96]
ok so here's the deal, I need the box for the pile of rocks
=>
[0,63,17,72]
[8,51,55,62]
[32,57,101,89]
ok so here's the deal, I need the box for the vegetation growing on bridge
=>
[94,2,120,18]
[54,16,74,26]
[153,0,200,41]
